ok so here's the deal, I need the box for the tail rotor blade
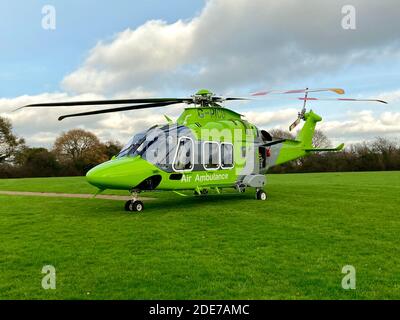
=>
[251,88,345,97]
[289,117,301,131]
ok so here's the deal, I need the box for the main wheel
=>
[125,200,144,212]
[256,190,267,201]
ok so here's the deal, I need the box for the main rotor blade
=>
[58,101,182,121]
[17,98,189,110]
[251,88,345,96]
[223,97,250,101]
[298,97,388,104]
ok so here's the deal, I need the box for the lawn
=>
[0,171,399,299]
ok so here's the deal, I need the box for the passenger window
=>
[221,143,234,169]
[173,137,194,171]
[203,142,220,170]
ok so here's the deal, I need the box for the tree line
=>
[268,129,400,173]
[0,116,122,178]
[0,116,399,178]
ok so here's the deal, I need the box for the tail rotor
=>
[289,87,309,131]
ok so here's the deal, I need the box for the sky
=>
[0,0,399,148]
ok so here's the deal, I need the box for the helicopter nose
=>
[86,165,114,189]
[86,157,156,190]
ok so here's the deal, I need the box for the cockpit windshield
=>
[117,132,146,158]
[117,125,192,166]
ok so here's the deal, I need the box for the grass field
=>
[0,171,399,299]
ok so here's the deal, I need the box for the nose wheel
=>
[125,200,144,212]
[125,190,144,212]
[256,189,267,201]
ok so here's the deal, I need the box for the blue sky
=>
[0,0,205,97]
[0,0,399,146]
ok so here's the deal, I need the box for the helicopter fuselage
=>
[20,87,382,211]
[86,106,324,193]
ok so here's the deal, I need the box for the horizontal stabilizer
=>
[261,138,303,147]
[305,143,344,152]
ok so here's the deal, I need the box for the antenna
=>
[300,87,308,118]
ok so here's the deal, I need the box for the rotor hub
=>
[191,89,224,107]
[192,89,214,105]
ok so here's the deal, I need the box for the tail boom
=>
[268,110,344,167]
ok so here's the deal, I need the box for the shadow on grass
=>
[97,191,257,215]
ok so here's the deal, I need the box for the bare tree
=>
[269,128,295,140]
[104,140,123,159]
[371,137,397,154]
[53,129,107,166]
[269,128,331,148]
[0,116,25,163]
[312,130,332,148]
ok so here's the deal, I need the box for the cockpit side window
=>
[173,137,194,171]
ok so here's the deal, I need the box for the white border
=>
[172,136,195,172]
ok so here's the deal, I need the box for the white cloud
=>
[243,108,298,127]
[62,0,400,95]
[1,91,399,147]
[320,110,400,142]
[377,89,400,104]
[0,92,183,147]
[242,107,400,144]
[2,0,400,148]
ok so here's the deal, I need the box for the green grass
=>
[0,171,399,299]
[0,176,167,199]
[0,176,126,195]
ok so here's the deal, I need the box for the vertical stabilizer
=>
[295,110,322,149]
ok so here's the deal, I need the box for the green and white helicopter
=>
[20,88,386,212]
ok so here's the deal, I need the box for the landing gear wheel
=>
[256,190,267,201]
[125,200,144,212]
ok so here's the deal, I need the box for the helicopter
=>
[19,88,387,212]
